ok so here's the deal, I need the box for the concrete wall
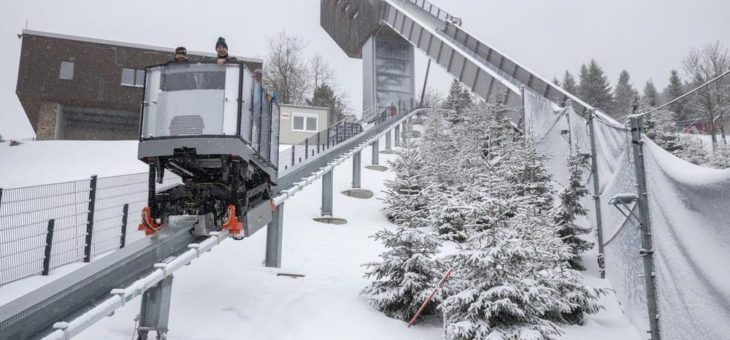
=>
[320,0,385,58]
[279,104,329,145]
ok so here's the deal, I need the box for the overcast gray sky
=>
[1,0,728,140]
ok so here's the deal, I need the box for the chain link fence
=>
[524,88,730,340]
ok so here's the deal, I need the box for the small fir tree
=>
[642,80,660,108]
[578,60,614,113]
[361,226,444,321]
[446,79,473,115]
[504,139,555,213]
[561,70,578,96]
[554,153,594,270]
[665,70,687,122]
[613,70,638,118]
[363,137,444,321]
[382,140,429,227]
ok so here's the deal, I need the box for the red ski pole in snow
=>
[408,267,455,327]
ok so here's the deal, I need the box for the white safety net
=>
[523,88,652,336]
[643,138,730,340]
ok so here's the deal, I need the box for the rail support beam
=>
[137,275,174,340]
[394,125,401,147]
[265,203,284,268]
[352,150,362,189]
[385,130,392,151]
[321,170,334,216]
[371,140,380,165]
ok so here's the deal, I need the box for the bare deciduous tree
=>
[264,31,309,105]
[682,41,730,148]
[309,53,335,90]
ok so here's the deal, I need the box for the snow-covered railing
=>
[40,230,229,340]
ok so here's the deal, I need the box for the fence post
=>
[84,175,97,263]
[587,112,606,278]
[265,203,284,268]
[336,123,340,144]
[629,115,661,340]
[371,140,380,165]
[291,145,295,166]
[305,138,309,160]
[120,204,129,249]
[42,219,55,275]
[385,130,392,151]
[327,126,331,148]
[321,171,333,216]
[317,131,321,153]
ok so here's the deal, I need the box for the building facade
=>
[16,30,262,140]
[278,104,329,145]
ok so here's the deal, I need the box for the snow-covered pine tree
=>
[441,198,583,340]
[363,136,445,321]
[438,105,605,339]
[445,79,473,116]
[642,80,660,108]
[441,179,605,339]
[382,138,429,227]
[504,138,555,213]
[613,70,638,118]
[578,60,614,114]
[427,103,508,240]
[665,70,687,123]
[361,225,444,321]
[420,109,458,186]
[561,70,578,96]
[554,153,594,270]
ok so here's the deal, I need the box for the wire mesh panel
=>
[0,179,90,285]
[602,208,649,334]
[91,173,148,258]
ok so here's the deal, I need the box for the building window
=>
[59,61,74,80]
[292,113,318,132]
[121,68,145,87]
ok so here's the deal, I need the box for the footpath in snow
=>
[0,138,641,339]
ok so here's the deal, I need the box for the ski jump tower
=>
[321,0,601,118]
[322,0,417,116]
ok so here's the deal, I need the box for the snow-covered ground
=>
[679,132,725,154]
[0,140,145,187]
[0,138,641,340]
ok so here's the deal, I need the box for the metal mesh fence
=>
[0,173,149,286]
[92,174,148,257]
[524,86,730,339]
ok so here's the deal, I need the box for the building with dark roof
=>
[16,30,262,140]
